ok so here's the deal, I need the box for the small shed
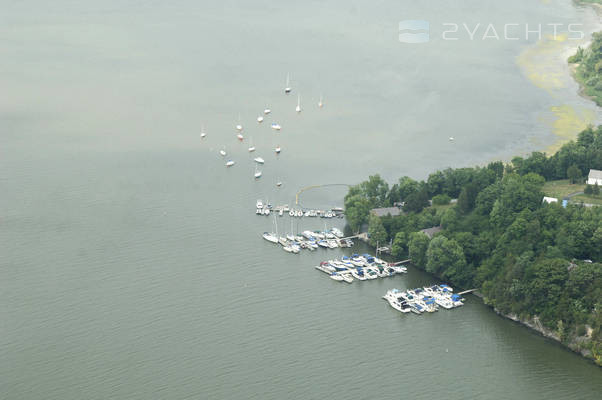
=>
[542,196,558,204]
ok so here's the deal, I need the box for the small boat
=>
[254,157,265,164]
[200,128,207,139]
[318,94,323,108]
[295,94,301,113]
[275,146,281,154]
[226,160,235,167]
[284,73,291,94]
[263,232,279,244]
[236,124,243,132]
[330,273,344,282]
[219,148,227,157]
[237,133,244,141]
[271,123,281,131]
[449,137,455,141]
[257,116,264,123]
[254,165,262,179]
[276,181,282,187]
[264,108,271,115]
[248,137,256,152]
[256,199,263,209]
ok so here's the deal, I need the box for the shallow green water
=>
[1,1,601,399]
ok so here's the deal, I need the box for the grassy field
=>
[572,194,602,205]
[542,179,585,199]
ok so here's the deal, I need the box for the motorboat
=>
[271,123,281,131]
[295,94,301,113]
[225,160,235,167]
[275,146,281,154]
[254,157,265,164]
[257,116,264,123]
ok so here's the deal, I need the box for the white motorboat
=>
[284,73,291,94]
[237,133,244,141]
[254,157,265,164]
[283,246,295,253]
[254,167,262,179]
[236,124,243,132]
[256,200,263,209]
[275,146,281,154]
[200,131,206,139]
[318,94,323,108]
[257,116,264,123]
[264,108,271,115]
[276,181,282,187]
[225,160,235,167]
[262,232,279,243]
[248,138,256,152]
[295,94,301,113]
[271,123,281,131]
[329,273,344,281]
[219,147,227,157]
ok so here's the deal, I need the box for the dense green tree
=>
[344,195,371,233]
[567,164,582,183]
[457,183,479,214]
[368,214,388,247]
[432,194,451,205]
[408,232,430,268]
[585,184,594,195]
[391,231,409,258]
[404,188,429,213]
[426,235,467,278]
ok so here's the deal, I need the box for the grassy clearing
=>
[572,194,602,205]
[542,179,585,199]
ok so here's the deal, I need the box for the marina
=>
[255,199,343,219]
[383,286,465,315]
[314,254,408,283]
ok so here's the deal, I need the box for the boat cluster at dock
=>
[256,200,343,218]
[314,254,408,283]
[383,285,464,315]
[262,226,354,253]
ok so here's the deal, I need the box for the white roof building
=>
[587,169,602,186]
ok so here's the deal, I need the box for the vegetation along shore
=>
[344,126,602,365]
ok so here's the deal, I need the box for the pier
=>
[457,289,477,295]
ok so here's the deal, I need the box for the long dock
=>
[458,289,477,295]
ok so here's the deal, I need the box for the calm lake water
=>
[1,1,601,399]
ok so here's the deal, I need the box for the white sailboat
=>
[318,94,323,108]
[295,94,301,113]
[254,164,262,179]
[200,126,207,139]
[226,160,235,167]
[284,73,291,94]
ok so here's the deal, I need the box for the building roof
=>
[542,196,558,204]
[588,169,602,180]
[371,207,402,217]
[420,226,442,239]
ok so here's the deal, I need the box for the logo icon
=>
[399,20,430,43]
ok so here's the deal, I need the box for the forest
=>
[344,126,602,364]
